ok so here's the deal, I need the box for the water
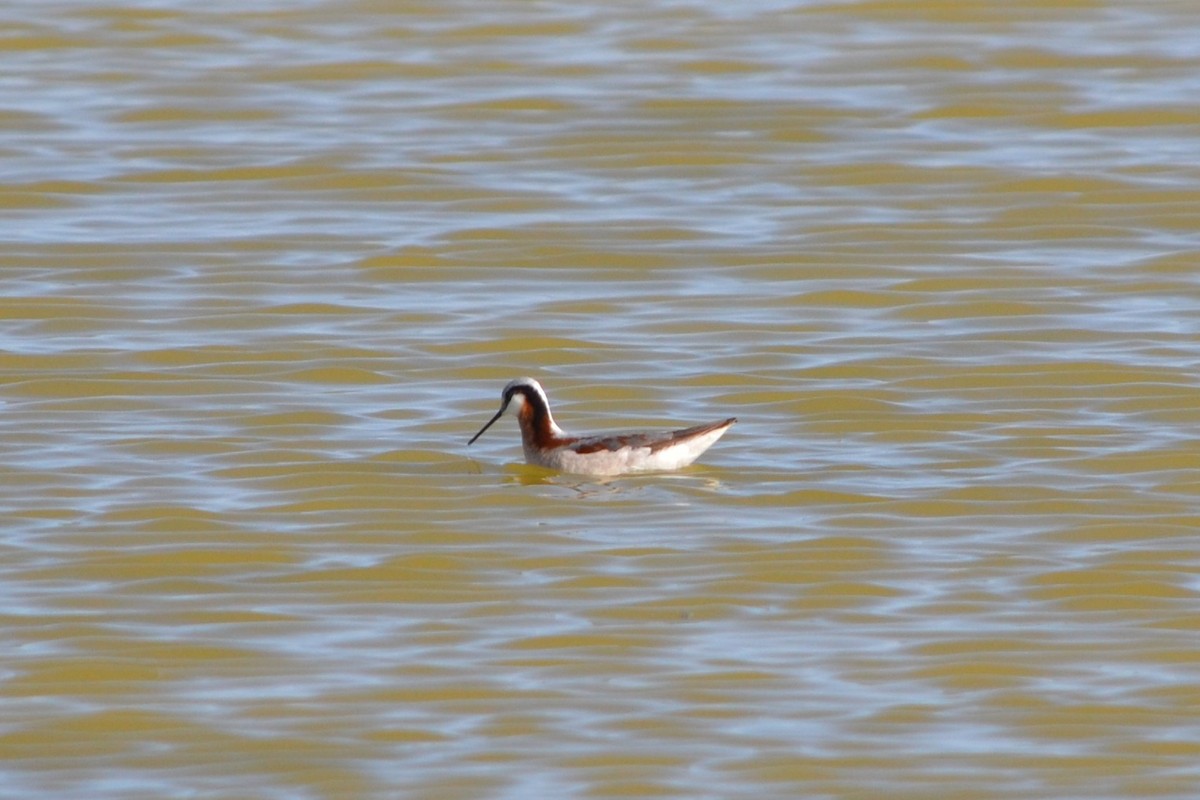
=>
[2,1,1199,798]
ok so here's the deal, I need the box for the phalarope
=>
[468,377,735,476]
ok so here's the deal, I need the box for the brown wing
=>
[563,418,736,456]
[649,417,737,453]
[567,432,658,455]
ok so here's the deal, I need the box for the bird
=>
[468,377,735,476]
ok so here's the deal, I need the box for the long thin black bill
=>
[468,407,506,445]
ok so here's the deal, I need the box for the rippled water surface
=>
[3,1,1200,797]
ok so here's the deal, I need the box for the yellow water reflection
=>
[2,0,1199,798]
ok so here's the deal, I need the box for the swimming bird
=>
[468,377,735,476]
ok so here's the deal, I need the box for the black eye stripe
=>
[506,386,535,402]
